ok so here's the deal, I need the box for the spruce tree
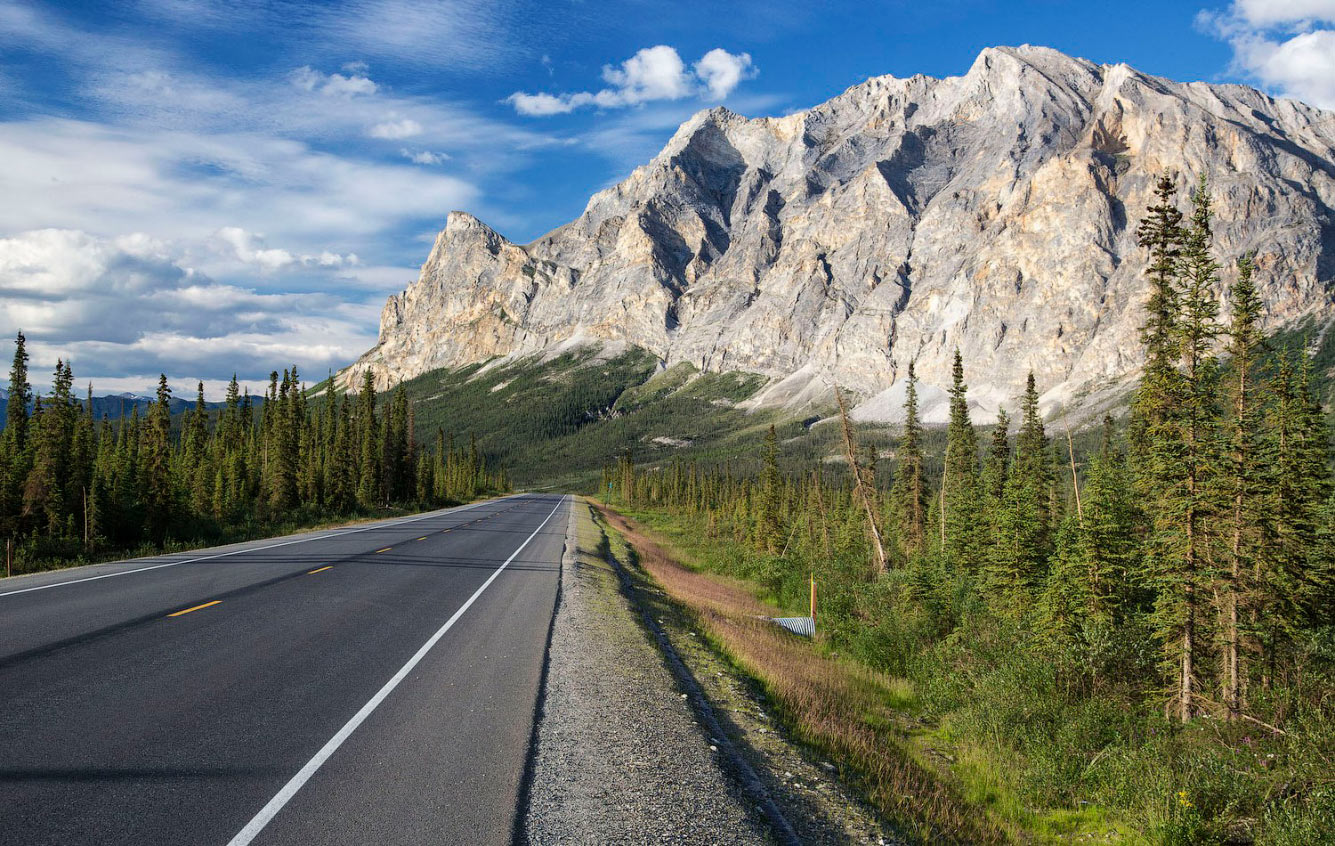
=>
[142,375,175,545]
[1258,351,1332,689]
[1219,253,1266,718]
[992,373,1053,601]
[357,370,379,507]
[941,350,983,572]
[756,424,783,553]
[0,331,32,537]
[889,361,928,561]
[1077,417,1141,621]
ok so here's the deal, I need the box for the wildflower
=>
[1177,790,1194,809]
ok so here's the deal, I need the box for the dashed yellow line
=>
[375,547,393,554]
[308,566,332,574]
[168,600,221,618]
[417,537,427,542]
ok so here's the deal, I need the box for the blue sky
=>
[1,0,1332,397]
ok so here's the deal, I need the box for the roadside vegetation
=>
[597,501,1008,843]
[602,175,1335,843]
[0,356,505,575]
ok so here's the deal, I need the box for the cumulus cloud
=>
[290,65,378,97]
[0,1,561,393]
[1201,0,1335,108]
[368,117,423,138]
[693,48,756,101]
[507,45,756,116]
[215,226,296,271]
[1229,0,1335,26]
[213,228,360,271]
[402,149,450,165]
[0,228,378,391]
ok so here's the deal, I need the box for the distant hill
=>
[0,390,263,430]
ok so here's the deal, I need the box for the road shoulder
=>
[523,498,766,844]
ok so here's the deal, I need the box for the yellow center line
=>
[417,537,427,542]
[308,565,333,574]
[168,600,221,618]
[375,547,393,554]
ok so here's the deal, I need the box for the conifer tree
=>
[940,350,983,571]
[142,375,175,545]
[357,370,380,507]
[756,424,783,553]
[23,361,74,533]
[1258,351,1332,689]
[1219,253,1266,718]
[1,331,33,537]
[889,361,928,561]
[992,373,1053,600]
[1076,417,1141,621]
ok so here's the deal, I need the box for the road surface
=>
[0,493,567,845]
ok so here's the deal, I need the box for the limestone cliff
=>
[341,45,1335,421]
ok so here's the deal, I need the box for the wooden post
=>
[6,537,11,579]
[810,572,817,623]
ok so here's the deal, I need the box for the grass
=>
[601,500,1173,844]
[594,501,1008,844]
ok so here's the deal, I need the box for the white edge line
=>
[0,495,520,599]
[226,495,566,846]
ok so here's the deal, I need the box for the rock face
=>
[342,45,1335,421]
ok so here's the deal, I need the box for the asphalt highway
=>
[0,493,568,845]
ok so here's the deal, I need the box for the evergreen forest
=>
[0,360,507,573]
[605,175,1335,842]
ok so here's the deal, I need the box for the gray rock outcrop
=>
[341,45,1335,422]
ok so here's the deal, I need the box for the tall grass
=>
[596,503,1006,843]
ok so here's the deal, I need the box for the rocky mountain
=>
[341,45,1335,423]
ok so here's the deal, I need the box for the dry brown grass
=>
[595,503,1008,844]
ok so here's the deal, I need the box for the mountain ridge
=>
[341,44,1335,422]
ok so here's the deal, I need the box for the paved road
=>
[0,493,568,845]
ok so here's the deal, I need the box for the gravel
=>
[522,502,767,845]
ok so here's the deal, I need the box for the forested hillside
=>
[606,175,1335,842]
[0,353,505,574]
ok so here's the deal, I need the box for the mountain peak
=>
[341,51,1335,420]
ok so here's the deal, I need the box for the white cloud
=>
[290,65,378,97]
[214,228,361,271]
[0,0,565,391]
[601,45,694,103]
[507,45,757,116]
[693,48,755,100]
[402,149,450,165]
[1230,0,1335,26]
[0,228,378,389]
[1202,1,1335,108]
[368,117,424,138]
[216,227,296,271]
[0,118,479,245]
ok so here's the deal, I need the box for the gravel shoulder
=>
[595,506,902,846]
[522,498,768,844]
